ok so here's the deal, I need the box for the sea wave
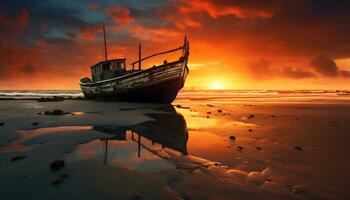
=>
[0,90,83,99]
[0,89,349,100]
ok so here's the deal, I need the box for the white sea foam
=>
[0,90,83,99]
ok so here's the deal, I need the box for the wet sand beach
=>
[0,93,350,199]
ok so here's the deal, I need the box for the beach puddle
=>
[67,129,182,173]
[0,141,27,153]
[15,105,246,170]
[70,112,86,115]
[19,126,93,139]
[175,106,255,129]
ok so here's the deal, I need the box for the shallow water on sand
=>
[0,98,350,199]
[67,135,177,173]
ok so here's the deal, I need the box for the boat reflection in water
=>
[69,106,188,173]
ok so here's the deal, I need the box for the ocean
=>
[1,90,349,101]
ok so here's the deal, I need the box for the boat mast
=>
[104,139,108,165]
[138,134,141,158]
[103,25,108,61]
[138,43,141,70]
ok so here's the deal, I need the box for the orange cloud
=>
[176,18,202,29]
[127,25,181,41]
[80,26,100,40]
[178,0,275,19]
[106,6,134,26]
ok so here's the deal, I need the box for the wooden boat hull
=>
[80,60,189,103]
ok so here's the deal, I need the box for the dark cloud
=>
[246,59,315,80]
[310,52,350,78]
[280,67,315,79]
[247,53,350,80]
[340,70,350,78]
[310,52,339,77]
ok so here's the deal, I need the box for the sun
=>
[210,81,225,90]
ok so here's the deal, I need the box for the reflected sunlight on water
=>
[67,130,180,173]
[19,126,93,139]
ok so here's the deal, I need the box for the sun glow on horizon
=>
[210,81,225,90]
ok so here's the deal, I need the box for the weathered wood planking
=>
[80,38,190,103]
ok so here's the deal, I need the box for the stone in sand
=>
[206,115,209,118]
[237,146,243,151]
[38,96,64,102]
[32,122,39,126]
[0,122,4,126]
[207,104,214,107]
[256,146,262,151]
[229,136,236,140]
[294,146,303,151]
[175,104,190,109]
[50,160,65,170]
[52,174,69,186]
[11,156,27,162]
[218,109,223,113]
[45,109,65,115]
[247,114,255,119]
[248,129,253,132]
[206,112,211,114]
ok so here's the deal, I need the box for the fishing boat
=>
[79,26,189,103]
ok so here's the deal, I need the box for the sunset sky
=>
[1,0,350,90]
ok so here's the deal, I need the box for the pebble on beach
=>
[294,146,303,151]
[52,174,69,186]
[38,96,64,102]
[218,109,223,113]
[248,129,253,132]
[32,122,39,126]
[229,136,236,140]
[50,160,65,170]
[247,114,255,119]
[175,104,190,109]
[237,146,243,151]
[256,146,262,151]
[11,156,27,162]
[45,109,66,115]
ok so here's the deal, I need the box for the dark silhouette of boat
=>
[92,106,188,165]
[80,26,189,103]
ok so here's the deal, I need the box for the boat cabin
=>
[91,59,126,82]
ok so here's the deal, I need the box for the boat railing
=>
[130,37,189,71]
